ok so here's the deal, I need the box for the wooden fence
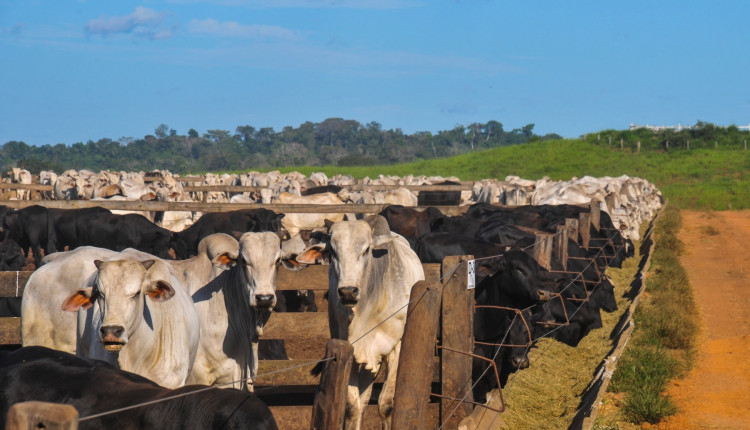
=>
[0,184,612,430]
[0,198,605,429]
[0,257,471,429]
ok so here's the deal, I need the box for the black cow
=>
[274,290,317,313]
[414,232,508,264]
[49,206,112,251]
[472,307,533,402]
[171,209,284,259]
[0,238,25,271]
[75,212,172,259]
[378,205,446,247]
[0,205,55,268]
[300,184,342,196]
[531,295,602,347]
[0,346,277,430]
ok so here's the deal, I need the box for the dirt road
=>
[654,210,750,429]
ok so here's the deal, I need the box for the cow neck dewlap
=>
[117,293,187,389]
[224,263,257,342]
[346,242,405,372]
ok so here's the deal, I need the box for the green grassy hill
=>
[280,139,750,210]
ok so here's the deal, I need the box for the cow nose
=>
[511,355,530,369]
[255,294,275,308]
[338,287,359,306]
[100,325,125,339]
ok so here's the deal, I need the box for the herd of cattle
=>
[3,168,660,238]
[0,169,661,429]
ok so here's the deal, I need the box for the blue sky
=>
[1,1,749,146]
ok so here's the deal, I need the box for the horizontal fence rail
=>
[0,199,471,216]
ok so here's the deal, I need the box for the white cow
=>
[297,217,424,430]
[10,168,33,200]
[62,254,200,389]
[271,192,352,238]
[22,247,119,353]
[186,232,301,391]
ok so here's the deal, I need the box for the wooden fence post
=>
[565,218,579,246]
[579,212,591,250]
[532,232,553,270]
[589,200,601,232]
[392,281,443,429]
[554,225,568,270]
[310,339,354,430]
[440,255,474,428]
[6,401,78,430]
[637,141,641,153]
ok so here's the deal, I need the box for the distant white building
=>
[630,122,750,131]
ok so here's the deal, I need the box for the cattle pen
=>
[0,180,656,429]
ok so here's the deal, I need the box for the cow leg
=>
[346,365,376,430]
[378,341,401,430]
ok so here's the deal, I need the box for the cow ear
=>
[475,265,496,284]
[94,259,104,269]
[280,254,306,271]
[275,213,285,221]
[146,280,175,302]
[324,219,335,229]
[372,234,394,248]
[140,260,156,271]
[212,251,238,270]
[62,287,95,312]
[296,244,329,265]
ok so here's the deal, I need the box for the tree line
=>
[1,119,562,175]
[585,121,750,151]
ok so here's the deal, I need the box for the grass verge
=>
[596,206,698,427]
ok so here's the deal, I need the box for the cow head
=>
[61,259,175,352]
[297,218,392,309]
[476,250,549,308]
[505,309,533,370]
[237,232,302,311]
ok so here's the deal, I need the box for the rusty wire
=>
[473,305,533,348]
[433,346,505,414]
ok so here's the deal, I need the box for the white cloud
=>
[85,6,171,39]
[187,19,297,40]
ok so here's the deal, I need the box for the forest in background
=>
[0,118,560,174]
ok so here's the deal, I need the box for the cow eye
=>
[132,291,141,299]
[514,268,526,276]
[362,247,370,256]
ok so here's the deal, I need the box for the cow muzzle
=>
[511,354,530,370]
[537,289,552,301]
[337,286,359,308]
[254,294,276,309]
[100,325,126,352]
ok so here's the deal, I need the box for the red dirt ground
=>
[651,210,750,429]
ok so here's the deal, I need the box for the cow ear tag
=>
[467,260,476,290]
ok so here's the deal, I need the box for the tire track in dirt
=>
[653,210,750,429]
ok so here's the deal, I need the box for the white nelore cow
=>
[22,246,119,353]
[271,192,351,238]
[62,254,200,389]
[186,232,301,391]
[297,217,424,430]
